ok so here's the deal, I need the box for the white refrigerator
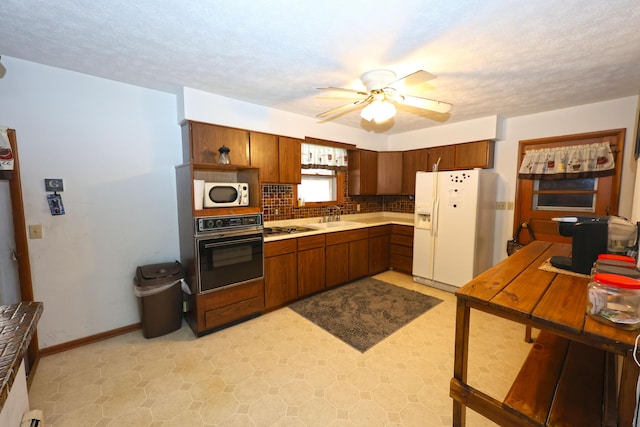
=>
[412,169,497,291]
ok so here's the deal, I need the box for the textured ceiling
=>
[1,0,639,134]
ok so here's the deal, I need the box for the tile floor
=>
[29,271,533,426]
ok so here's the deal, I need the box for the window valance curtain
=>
[518,142,615,180]
[301,143,348,170]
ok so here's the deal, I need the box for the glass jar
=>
[217,145,230,164]
[591,254,639,278]
[587,273,640,329]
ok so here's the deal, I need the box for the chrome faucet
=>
[320,205,342,222]
[328,205,341,222]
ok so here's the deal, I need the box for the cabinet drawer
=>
[391,244,413,257]
[201,280,264,311]
[298,234,325,251]
[326,229,369,245]
[368,225,391,238]
[204,296,262,330]
[390,233,413,247]
[390,254,413,274]
[391,225,413,236]
[265,239,297,257]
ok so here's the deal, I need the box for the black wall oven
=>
[195,214,263,293]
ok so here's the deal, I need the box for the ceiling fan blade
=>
[396,94,452,114]
[315,97,371,118]
[389,70,436,88]
[317,87,369,96]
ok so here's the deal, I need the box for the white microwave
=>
[203,182,249,208]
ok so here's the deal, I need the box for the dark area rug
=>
[288,277,442,352]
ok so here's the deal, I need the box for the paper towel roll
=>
[193,180,205,210]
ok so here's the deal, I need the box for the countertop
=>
[0,302,43,411]
[264,212,414,242]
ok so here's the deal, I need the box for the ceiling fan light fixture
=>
[361,99,396,123]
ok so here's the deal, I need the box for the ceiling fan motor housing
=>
[360,69,397,91]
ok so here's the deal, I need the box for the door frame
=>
[4,129,39,374]
[513,128,625,242]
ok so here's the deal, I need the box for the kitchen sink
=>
[307,221,364,229]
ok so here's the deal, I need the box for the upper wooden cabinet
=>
[182,121,250,165]
[401,148,428,194]
[278,136,302,184]
[377,151,402,195]
[249,133,301,184]
[348,149,378,195]
[427,145,455,171]
[248,131,279,183]
[454,140,495,169]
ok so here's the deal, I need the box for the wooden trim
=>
[39,323,142,357]
[304,136,356,150]
[5,130,40,371]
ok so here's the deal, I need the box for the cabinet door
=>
[454,140,494,169]
[298,247,325,297]
[377,151,402,195]
[348,149,378,195]
[369,234,390,275]
[402,149,428,194]
[348,239,369,281]
[249,131,279,183]
[279,136,302,184]
[326,243,349,288]
[264,252,297,309]
[189,122,249,165]
[427,145,455,171]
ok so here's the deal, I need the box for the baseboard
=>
[39,323,141,357]
[412,275,458,293]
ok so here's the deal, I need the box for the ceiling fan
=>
[316,69,452,123]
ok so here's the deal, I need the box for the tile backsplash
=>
[261,184,414,222]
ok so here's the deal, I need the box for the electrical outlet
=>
[496,202,506,210]
[507,201,514,210]
[274,208,279,215]
[29,224,43,239]
[356,204,361,212]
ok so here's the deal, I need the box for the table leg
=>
[452,297,471,427]
[618,350,640,426]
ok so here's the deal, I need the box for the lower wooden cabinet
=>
[390,225,414,274]
[264,240,297,309]
[187,279,264,335]
[368,225,391,274]
[326,243,349,288]
[326,229,369,287]
[297,235,326,297]
[349,238,369,280]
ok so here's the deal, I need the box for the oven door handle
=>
[203,236,263,249]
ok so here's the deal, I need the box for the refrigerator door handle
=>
[432,197,440,237]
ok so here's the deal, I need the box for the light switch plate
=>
[44,178,64,192]
[29,224,43,239]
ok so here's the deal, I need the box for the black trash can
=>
[134,261,184,339]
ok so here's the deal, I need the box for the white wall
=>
[0,57,182,349]
[389,115,500,150]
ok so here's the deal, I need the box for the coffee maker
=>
[550,216,637,274]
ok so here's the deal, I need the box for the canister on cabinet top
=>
[587,273,640,329]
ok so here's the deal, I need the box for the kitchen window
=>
[532,178,597,212]
[295,169,344,206]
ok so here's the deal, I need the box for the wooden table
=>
[450,241,640,426]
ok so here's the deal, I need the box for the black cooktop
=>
[264,226,314,236]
